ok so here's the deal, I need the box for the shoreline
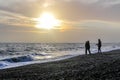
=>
[0,51,83,70]
[0,49,120,79]
[0,47,120,70]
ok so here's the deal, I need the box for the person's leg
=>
[88,49,91,54]
[98,47,100,53]
[99,47,102,53]
[85,48,87,55]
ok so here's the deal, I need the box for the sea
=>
[0,43,120,69]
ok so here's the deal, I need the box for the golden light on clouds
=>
[43,0,55,8]
[34,12,61,30]
[43,3,49,8]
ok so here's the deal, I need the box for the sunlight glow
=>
[43,3,49,8]
[35,12,61,30]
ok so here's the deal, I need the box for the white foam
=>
[0,50,84,69]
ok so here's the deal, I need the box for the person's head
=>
[88,41,90,43]
[86,40,88,42]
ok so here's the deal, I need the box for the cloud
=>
[93,0,120,7]
[64,0,120,6]
[50,0,120,22]
[104,0,120,5]
[85,0,120,5]
[0,0,44,17]
[0,0,120,25]
[78,0,99,4]
[0,9,35,27]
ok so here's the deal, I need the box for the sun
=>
[35,12,61,30]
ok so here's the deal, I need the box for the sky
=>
[0,0,120,43]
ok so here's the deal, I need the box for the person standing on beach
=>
[97,39,102,53]
[85,41,91,55]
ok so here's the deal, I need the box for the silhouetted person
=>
[85,41,91,55]
[97,39,102,53]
